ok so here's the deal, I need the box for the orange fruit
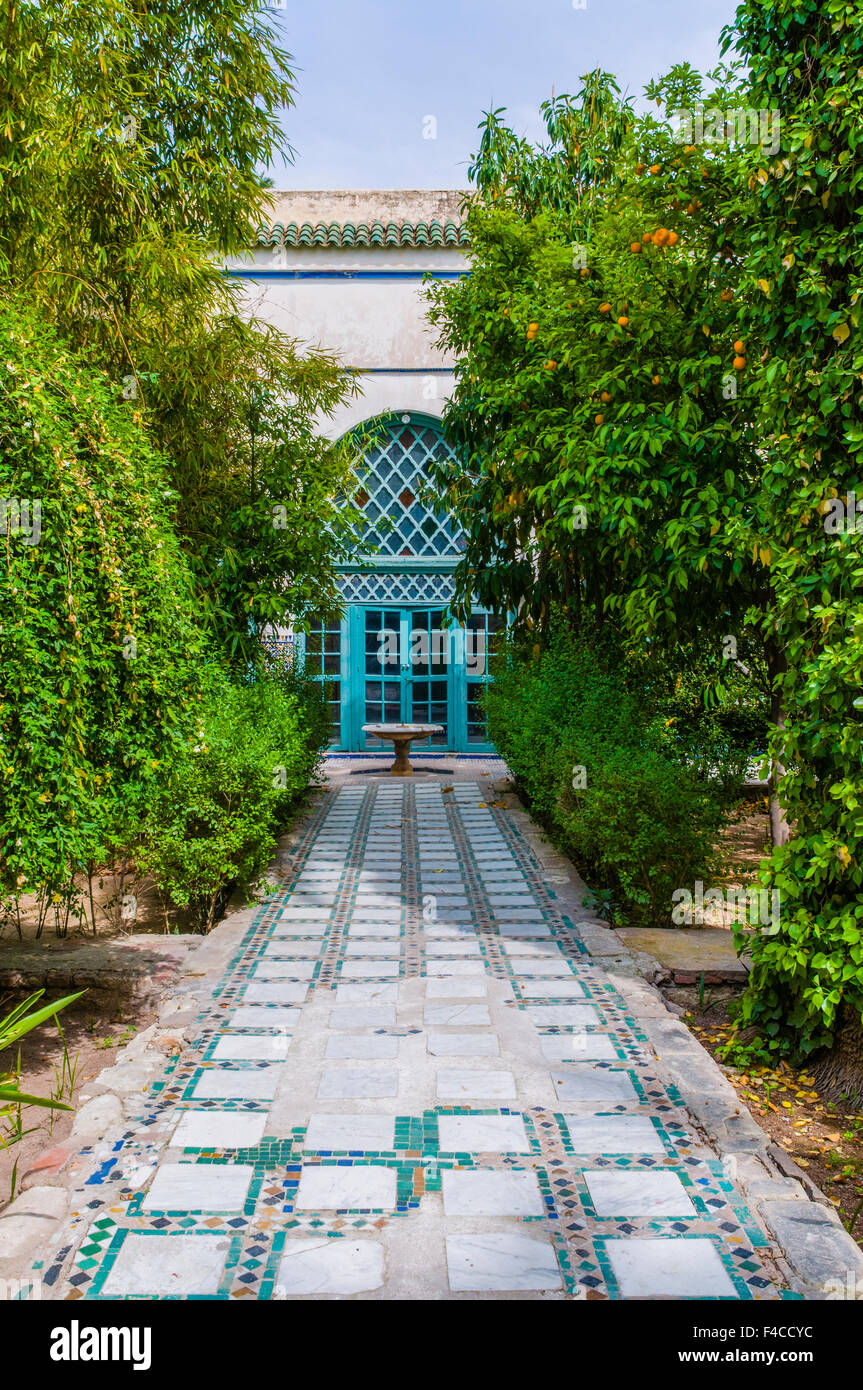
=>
[733,339,745,353]
[720,289,734,303]
[599,302,611,314]
[545,359,557,370]
[642,232,653,243]
[649,164,660,174]
[579,267,589,278]
[527,321,539,339]
[666,231,679,247]
[617,316,629,327]
[600,391,612,403]
[684,145,697,155]
[635,162,645,175]
[594,413,604,425]
[630,242,642,254]
[652,374,661,385]
[733,355,746,370]
[653,228,669,246]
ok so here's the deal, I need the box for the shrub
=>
[487,632,726,926]
[0,298,203,933]
[137,663,327,931]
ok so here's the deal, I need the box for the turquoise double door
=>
[343,606,501,753]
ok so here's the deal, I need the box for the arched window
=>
[352,413,463,559]
[298,411,505,751]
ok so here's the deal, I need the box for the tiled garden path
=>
[28,779,795,1300]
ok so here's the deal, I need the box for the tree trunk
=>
[812,1003,863,1106]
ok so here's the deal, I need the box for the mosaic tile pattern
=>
[29,781,793,1301]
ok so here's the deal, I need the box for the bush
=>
[137,663,327,932]
[486,632,726,926]
[0,298,204,933]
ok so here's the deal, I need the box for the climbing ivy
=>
[0,297,203,930]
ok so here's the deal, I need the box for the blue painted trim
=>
[346,368,453,374]
[225,269,467,281]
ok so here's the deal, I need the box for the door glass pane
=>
[302,619,342,747]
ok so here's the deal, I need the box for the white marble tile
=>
[142,1162,254,1212]
[212,1034,291,1061]
[584,1169,696,1218]
[344,940,401,958]
[527,1004,600,1027]
[340,961,400,977]
[244,982,307,1005]
[294,1164,397,1211]
[424,921,476,940]
[519,980,585,998]
[427,1032,499,1057]
[426,941,481,957]
[423,1003,491,1027]
[438,1114,529,1152]
[563,1115,666,1154]
[442,1168,543,1216]
[227,1005,300,1029]
[498,922,552,938]
[335,982,398,1003]
[171,1111,268,1150]
[540,1033,618,1063]
[276,1239,385,1295]
[99,1233,229,1296]
[329,1005,396,1028]
[425,978,488,999]
[514,959,575,977]
[605,1237,737,1299]
[495,909,544,921]
[252,960,315,979]
[446,1233,561,1292]
[554,1067,639,1106]
[272,923,328,938]
[347,922,401,937]
[191,1068,280,1101]
[436,1069,516,1099]
[262,940,321,958]
[427,961,487,977]
[317,1068,398,1100]
[501,939,562,956]
[326,1034,399,1060]
[280,908,332,920]
[304,1115,395,1151]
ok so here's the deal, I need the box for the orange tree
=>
[719,0,863,1084]
[430,39,863,1082]
[426,67,778,815]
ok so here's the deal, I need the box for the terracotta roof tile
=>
[255,218,470,249]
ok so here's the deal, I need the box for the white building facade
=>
[226,190,504,752]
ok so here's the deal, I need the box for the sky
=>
[266,0,742,190]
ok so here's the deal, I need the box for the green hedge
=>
[137,661,328,932]
[486,633,728,926]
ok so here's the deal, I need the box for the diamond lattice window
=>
[357,419,464,558]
